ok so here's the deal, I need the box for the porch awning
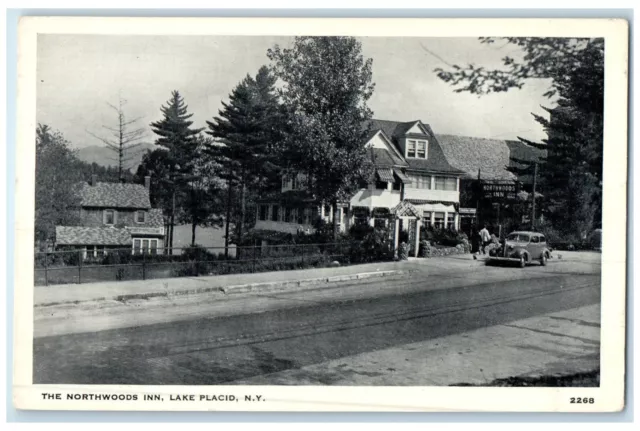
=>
[376,168,395,183]
[414,203,456,214]
[393,169,411,183]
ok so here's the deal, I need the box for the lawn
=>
[171,224,236,256]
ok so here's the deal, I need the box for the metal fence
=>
[34,242,377,286]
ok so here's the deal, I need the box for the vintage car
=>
[488,231,551,268]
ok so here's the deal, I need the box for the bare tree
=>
[87,97,147,180]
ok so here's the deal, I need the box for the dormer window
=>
[407,140,416,158]
[406,139,428,159]
[135,210,146,223]
[103,209,116,225]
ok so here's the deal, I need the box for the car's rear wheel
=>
[540,253,548,266]
[519,255,526,268]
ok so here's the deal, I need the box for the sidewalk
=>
[34,250,601,308]
[34,260,418,307]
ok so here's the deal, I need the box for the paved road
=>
[34,262,600,385]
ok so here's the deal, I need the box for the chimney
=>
[91,174,97,186]
[144,175,151,190]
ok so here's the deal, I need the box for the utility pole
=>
[531,162,538,230]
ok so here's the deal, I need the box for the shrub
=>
[399,242,410,260]
[419,240,432,258]
[347,228,393,263]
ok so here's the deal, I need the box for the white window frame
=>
[103,209,116,225]
[406,140,428,159]
[132,238,159,255]
[406,140,416,158]
[416,140,427,158]
[135,210,146,224]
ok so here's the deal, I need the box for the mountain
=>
[75,142,157,169]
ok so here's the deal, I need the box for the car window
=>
[539,235,545,243]
[531,236,539,243]
[507,233,530,242]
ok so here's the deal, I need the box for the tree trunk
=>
[238,167,246,244]
[224,176,233,259]
[169,215,174,252]
[191,222,197,247]
[332,200,339,242]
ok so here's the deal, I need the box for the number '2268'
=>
[570,398,595,404]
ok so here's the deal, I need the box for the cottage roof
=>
[365,119,466,175]
[80,182,151,209]
[147,208,165,227]
[55,226,132,246]
[436,134,546,183]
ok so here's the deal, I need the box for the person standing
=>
[479,225,491,254]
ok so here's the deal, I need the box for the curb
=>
[35,269,413,308]
[219,270,412,295]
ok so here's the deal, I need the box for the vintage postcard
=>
[13,16,628,412]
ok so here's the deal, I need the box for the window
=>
[392,181,401,191]
[135,210,146,223]
[297,208,304,224]
[416,140,427,158]
[447,213,455,229]
[407,140,416,158]
[259,205,268,221]
[324,205,331,218]
[133,238,159,255]
[103,209,116,225]
[435,177,458,191]
[423,211,432,225]
[284,207,293,223]
[539,236,546,243]
[271,205,280,222]
[413,174,431,189]
[291,176,297,190]
[434,212,445,229]
[507,233,530,242]
[374,218,386,230]
[531,236,540,243]
[375,180,388,190]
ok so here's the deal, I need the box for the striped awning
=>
[393,168,411,183]
[376,168,395,183]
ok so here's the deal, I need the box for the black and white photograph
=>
[13,17,628,412]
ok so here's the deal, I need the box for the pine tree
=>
[206,66,285,249]
[150,90,204,251]
[435,37,604,240]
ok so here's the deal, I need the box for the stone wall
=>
[419,239,470,258]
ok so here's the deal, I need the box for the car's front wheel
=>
[540,253,548,266]
[519,255,526,268]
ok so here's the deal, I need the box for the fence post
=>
[43,251,49,287]
[142,249,146,281]
[301,244,305,267]
[78,250,83,284]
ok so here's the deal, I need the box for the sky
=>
[36,35,554,150]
